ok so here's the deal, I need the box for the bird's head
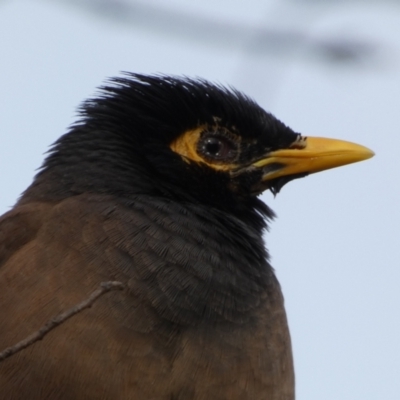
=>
[24,74,373,222]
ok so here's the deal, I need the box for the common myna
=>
[0,74,373,399]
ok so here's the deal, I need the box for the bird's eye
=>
[198,134,238,162]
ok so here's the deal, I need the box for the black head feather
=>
[20,73,299,229]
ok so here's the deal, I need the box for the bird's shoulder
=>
[0,202,50,269]
[0,192,266,323]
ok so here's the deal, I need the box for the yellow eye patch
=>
[170,126,239,172]
[170,126,205,165]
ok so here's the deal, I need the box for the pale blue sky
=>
[1,1,399,399]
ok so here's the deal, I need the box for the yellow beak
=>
[253,136,374,181]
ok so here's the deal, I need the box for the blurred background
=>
[1,1,399,399]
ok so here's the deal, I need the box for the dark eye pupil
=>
[198,133,237,162]
[205,138,222,155]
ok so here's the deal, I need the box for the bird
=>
[0,74,373,400]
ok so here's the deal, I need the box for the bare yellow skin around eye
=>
[169,126,238,171]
